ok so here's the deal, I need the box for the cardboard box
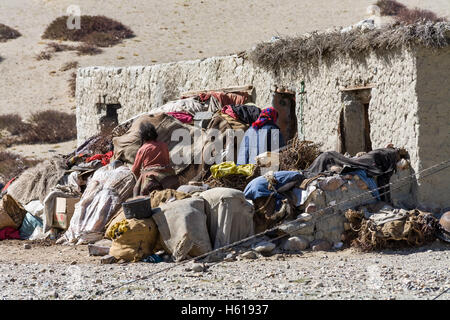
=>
[53,197,80,230]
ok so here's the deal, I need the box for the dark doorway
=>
[272,89,297,142]
[338,89,372,156]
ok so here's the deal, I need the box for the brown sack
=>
[109,217,159,262]
[0,202,18,229]
[1,194,27,228]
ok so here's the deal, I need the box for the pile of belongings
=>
[1,86,440,263]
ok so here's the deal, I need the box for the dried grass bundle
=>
[248,22,449,72]
[204,166,261,191]
[344,209,439,252]
[279,137,322,171]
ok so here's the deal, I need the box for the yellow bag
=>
[210,161,255,179]
[109,217,159,262]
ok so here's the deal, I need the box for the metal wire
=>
[97,158,450,297]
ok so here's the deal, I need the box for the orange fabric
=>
[131,141,171,177]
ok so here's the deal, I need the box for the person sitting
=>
[132,122,179,196]
[237,107,285,165]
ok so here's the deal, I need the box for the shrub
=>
[0,151,41,182]
[60,61,79,72]
[396,8,446,24]
[35,51,53,61]
[42,15,135,47]
[0,114,28,136]
[0,23,21,42]
[68,72,77,97]
[0,110,77,145]
[75,44,103,55]
[375,0,407,16]
[20,110,77,144]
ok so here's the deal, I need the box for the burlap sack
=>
[109,217,159,262]
[152,198,212,262]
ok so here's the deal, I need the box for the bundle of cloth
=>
[112,113,204,176]
[304,148,400,202]
[57,162,135,245]
[6,157,68,206]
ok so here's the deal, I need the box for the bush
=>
[396,8,446,24]
[60,61,79,72]
[69,72,77,97]
[375,0,407,16]
[0,114,28,135]
[35,51,53,61]
[0,23,21,42]
[75,44,103,55]
[0,110,77,145]
[0,151,41,182]
[42,15,135,47]
[21,110,77,144]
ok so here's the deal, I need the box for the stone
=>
[241,251,258,260]
[278,221,314,237]
[311,239,332,251]
[283,236,309,251]
[100,255,117,265]
[224,253,236,262]
[253,241,276,254]
[23,244,31,250]
[88,239,112,256]
[192,264,204,273]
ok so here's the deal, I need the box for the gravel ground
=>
[0,240,448,300]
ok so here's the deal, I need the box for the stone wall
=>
[76,47,448,207]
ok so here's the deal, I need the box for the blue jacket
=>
[236,123,285,165]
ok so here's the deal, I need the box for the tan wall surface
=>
[415,47,450,210]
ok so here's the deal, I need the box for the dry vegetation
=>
[42,15,135,47]
[279,137,322,171]
[396,8,447,25]
[0,23,21,42]
[36,42,103,61]
[375,0,407,16]
[0,110,77,145]
[0,151,41,182]
[60,61,79,72]
[376,0,447,24]
[68,72,77,97]
[248,22,449,71]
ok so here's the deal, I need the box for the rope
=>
[432,287,449,300]
[96,158,450,297]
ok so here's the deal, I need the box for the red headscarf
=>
[252,107,278,130]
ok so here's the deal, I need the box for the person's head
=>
[252,107,279,130]
[139,122,158,143]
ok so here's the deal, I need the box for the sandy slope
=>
[0,0,449,157]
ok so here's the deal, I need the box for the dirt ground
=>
[0,238,448,300]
